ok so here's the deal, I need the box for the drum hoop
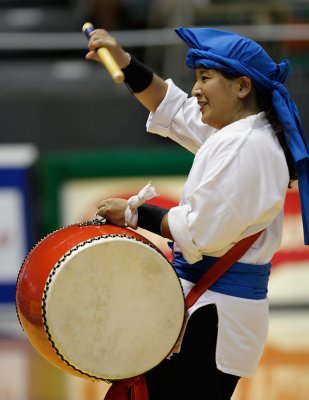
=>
[41,233,173,381]
[16,220,107,333]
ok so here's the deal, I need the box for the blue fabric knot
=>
[271,59,290,82]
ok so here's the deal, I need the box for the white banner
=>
[0,188,26,282]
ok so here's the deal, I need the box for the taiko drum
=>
[16,221,185,381]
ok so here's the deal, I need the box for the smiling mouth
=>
[198,102,208,112]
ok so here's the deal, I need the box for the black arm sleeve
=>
[122,55,154,93]
[137,204,169,235]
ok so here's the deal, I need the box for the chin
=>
[201,115,209,125]
[202,116,222,129]
[202,117,214,128]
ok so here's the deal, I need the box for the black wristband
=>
[122,55,154,93]
[138,204,169,236]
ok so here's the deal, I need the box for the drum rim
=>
[41,232,183,381]
[15,221,165,329]
[16,221,107,331]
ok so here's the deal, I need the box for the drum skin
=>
[16,221,174,381]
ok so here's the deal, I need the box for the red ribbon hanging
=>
[104,375,149,400]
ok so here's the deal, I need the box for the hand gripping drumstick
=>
[82,22,125,84]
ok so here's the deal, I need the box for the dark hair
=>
[254,88,298,188]
[220,70,298,187]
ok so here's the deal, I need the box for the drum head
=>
[42,235,184,381]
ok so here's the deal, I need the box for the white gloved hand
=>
[124,182,158,228]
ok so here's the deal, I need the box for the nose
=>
[191,81,202,97]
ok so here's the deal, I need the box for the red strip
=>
[185,231,264,309]
[104,375,149,400]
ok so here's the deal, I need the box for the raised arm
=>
[85,29,168,112]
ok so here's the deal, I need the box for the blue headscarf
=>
[175,27,309,246]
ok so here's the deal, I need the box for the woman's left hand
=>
[96,198,128,226]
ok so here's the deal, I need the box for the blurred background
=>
[1,0,309,399]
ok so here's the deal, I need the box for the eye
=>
[200,75,209,83]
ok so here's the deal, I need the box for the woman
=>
[86,27,309,399]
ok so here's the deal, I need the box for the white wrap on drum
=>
[125,182,158,228]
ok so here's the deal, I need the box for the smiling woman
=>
[192,67,298,187]
[85,26,309,400]
[192,68,256,129]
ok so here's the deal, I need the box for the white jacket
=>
[146,79,289,377]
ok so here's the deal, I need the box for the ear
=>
[237,76,252,99]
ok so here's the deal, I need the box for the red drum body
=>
[16,221,184,381]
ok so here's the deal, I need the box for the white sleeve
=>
[146,79,216,154]
[168,181,247,264]
[167,123,288,264]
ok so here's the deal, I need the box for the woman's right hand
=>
[85,27,168,112]
[85,28,130,69]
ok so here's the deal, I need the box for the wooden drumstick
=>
[82,22,125,84]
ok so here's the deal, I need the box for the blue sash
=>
[173,250,271,300]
